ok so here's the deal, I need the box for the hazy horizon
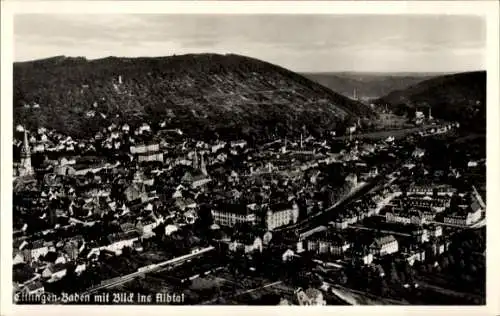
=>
[14,54,485,76]
[14,14,486,73]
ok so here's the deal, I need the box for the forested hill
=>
[14,54,375,141]
[376,71,486,132]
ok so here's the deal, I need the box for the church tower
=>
[192,149,199,170]
[282,137,288,154]
[200,152,208,176]
[19,131,34,177]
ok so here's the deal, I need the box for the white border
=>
[1,2,499,316]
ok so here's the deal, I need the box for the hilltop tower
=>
[19,131,34,177]
[353,88,357,100]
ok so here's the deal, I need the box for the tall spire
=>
[19,131,34,177]
[200,152,207,176]
[21,131,30,157]
[193,149,199,170]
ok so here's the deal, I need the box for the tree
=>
[390,269,400,285]
[448,254,456,266]
[122,246,132,257]
[419,263,427,274]
[197,204,214,229]
[380,279,389,296]
[458,259,466,271]
[338,270,348,285]
[470,264,478,274]
[441,256,450,270]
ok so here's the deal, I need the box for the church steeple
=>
[200,152,207,176]
[21,131,30,157]
[193,149,199,170]
[19,131,34,177]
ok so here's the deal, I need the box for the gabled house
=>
[369,235,398,257]
[133,240,144,252]
[42,263,67,280]
[136,218,158,238]
[54,253,69,265]
[403,249,426,266]
[228,236,263,254]
[75,262,87,275]
[262,231,273,245]
[13,249,25,265]
[282,249,295,262]
[265,202,299,231]
[184,209,198,224]
[120,221,137,233]
[192,173,212,189]
[24,240,50,262]
[103,231,141,255]
[306,231,351,256]
[348,246,374,265]
[124,182,146,202]
[172,185,186,198]
[24,281,44,295]
[165,224,179,236]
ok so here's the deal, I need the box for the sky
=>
[14,14,486,73]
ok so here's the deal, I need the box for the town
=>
[12,109,486,305]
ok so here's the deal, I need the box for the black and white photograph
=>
[1,1,499,313]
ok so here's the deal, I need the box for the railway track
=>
[82,246,214,295]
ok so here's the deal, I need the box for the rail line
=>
[82,246,214,295]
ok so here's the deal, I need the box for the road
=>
[323,282,409,305]
[428,217,486,230]
[272,123,456,236]
[282,179,384,234]
[415,278,484,303]
[201,280,283,304]
[469,217,486,229]
[276,160,407,240]
[331,123,442,141]
[348,225,412,237]
[276,181,372,233]
[283,172,399,235]
[326,284,358,305]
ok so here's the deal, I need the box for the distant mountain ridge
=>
[302,72,440,101]
[14,54,375,141]
[376,71,486,132]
